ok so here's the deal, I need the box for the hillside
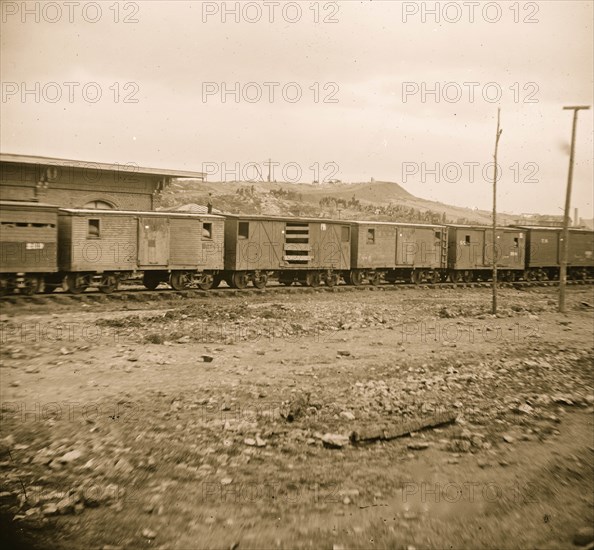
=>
[160,179,518,225]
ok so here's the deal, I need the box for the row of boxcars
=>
[0,200,593,295]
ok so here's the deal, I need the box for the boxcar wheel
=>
[369,272,381,286]
[170,271,191,291]
[431,271,441,284]
[463,270,474,283]
[348,270,363,286]
[452,271,463,283]
[231,272,249,289]
[197,274,214,290]
[21,276,41,296]
[99,274,119,294]
[253,273,268,289]
[306,272,321,288]
[66,274,88,294]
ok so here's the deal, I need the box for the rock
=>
[142,528,157,540]
[337,350,351,357]
[517,403,533,415]
[56,497,75,515]
[407,441,430,451]
[176,336,190,344]
[113,458,134,474]
[255,436,266,448]
[220,478,233,486]
[573,526,594,546]
[244,438,256,446]
[60,347,72,355]
[447,439,471,453]
[202,355,214,363]
[25,366,40,374]
[340,411,356,421]
[59,450,82,463]
[321,433,349,449]
[503,435,514,443]
[42,503,58,516]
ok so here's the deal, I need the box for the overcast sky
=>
[1,0,592,216]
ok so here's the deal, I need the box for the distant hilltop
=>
[162,179,587,227]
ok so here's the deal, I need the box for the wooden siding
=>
[448,226,525,270]
[224,218,350,271]
[0,203,58,272]
[59,211,224,272]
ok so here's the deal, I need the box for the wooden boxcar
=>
[518,226,594,280]
[57,209,225,293]
[223,215,351,288]
[447,225,525,282]
[0,200,59,295]
[349,221,448,284]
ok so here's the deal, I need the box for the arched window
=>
[83,200,115,209]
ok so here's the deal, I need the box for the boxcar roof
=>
[0,200,59,209]
[225,214,348,224]
[513,225,593,233]
[59,208,224,219]
[447,224,523,231]
[350,220,445,228]
[1,153,206,180]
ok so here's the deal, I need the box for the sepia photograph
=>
[0,1,593,549]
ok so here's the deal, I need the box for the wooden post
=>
[492,108,503,314]
[559,106,590,313]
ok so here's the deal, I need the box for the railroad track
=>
[1,279,592,307]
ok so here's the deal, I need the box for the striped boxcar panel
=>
[0,201,58,273]
[224,216,350,271]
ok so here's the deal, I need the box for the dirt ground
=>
[1,285,593,550]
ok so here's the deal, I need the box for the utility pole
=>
[559,105,590,313]
[492,108,503,314]
[264,158,272,183]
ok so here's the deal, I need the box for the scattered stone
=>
[407,441,430,451]
[202,355,214,363]
[340,411,356,421]
[244,438,256,446]
[517,403,534,415]
[337,350,351,357]
[56,497,75,515]
[255,436,266,448]
[59,450,82,463]
[503,435,514,443]
[25,366,40,374]
[322,433,349,449]
[573,527,594,546]
[142,528,156,540]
